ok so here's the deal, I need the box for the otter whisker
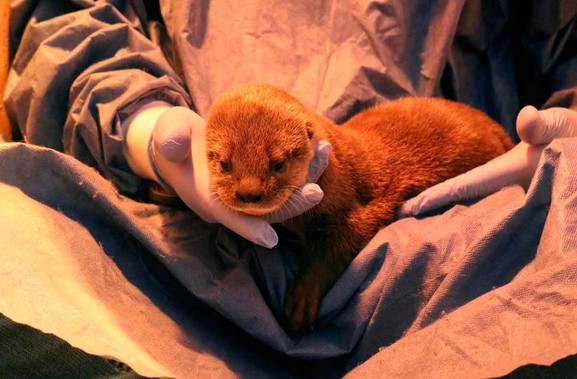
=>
[280,189,309,220]
[207,191,228,209]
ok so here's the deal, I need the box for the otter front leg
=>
[284,248,342,332]
[284,220,363,332]
[283,200,399,332]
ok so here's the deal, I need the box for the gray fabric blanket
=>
[1,137,576,378]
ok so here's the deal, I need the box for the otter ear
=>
[207,150,218,161]
[206,142,224,161]
[305,121,314,140]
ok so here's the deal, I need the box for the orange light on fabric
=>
[0,0,11,141]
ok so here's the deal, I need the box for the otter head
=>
[205,84,316,216]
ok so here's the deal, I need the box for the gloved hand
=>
[123,102,331,248]
[399,105,577,217]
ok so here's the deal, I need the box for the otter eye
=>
[220,160,232,173]
[272,160,286,173]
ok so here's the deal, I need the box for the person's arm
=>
[6,1,328,247]
[400,106,577,217]
[6,1,188,194]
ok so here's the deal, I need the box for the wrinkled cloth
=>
[3,0,577,378]
[1,138,577,378]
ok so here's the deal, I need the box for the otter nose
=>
[236,178,264,203]
[236,190,263,203]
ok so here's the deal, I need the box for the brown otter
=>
[205,84,514,332]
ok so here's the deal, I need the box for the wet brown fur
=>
[205,84,514,332]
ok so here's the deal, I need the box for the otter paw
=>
[284,279,322,332]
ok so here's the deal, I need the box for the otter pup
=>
[205,84,513,332]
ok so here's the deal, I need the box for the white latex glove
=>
[400,105,577,217]
[123,102,330,248]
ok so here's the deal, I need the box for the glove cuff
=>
[122,101,173,190]
[147,131,176,194]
